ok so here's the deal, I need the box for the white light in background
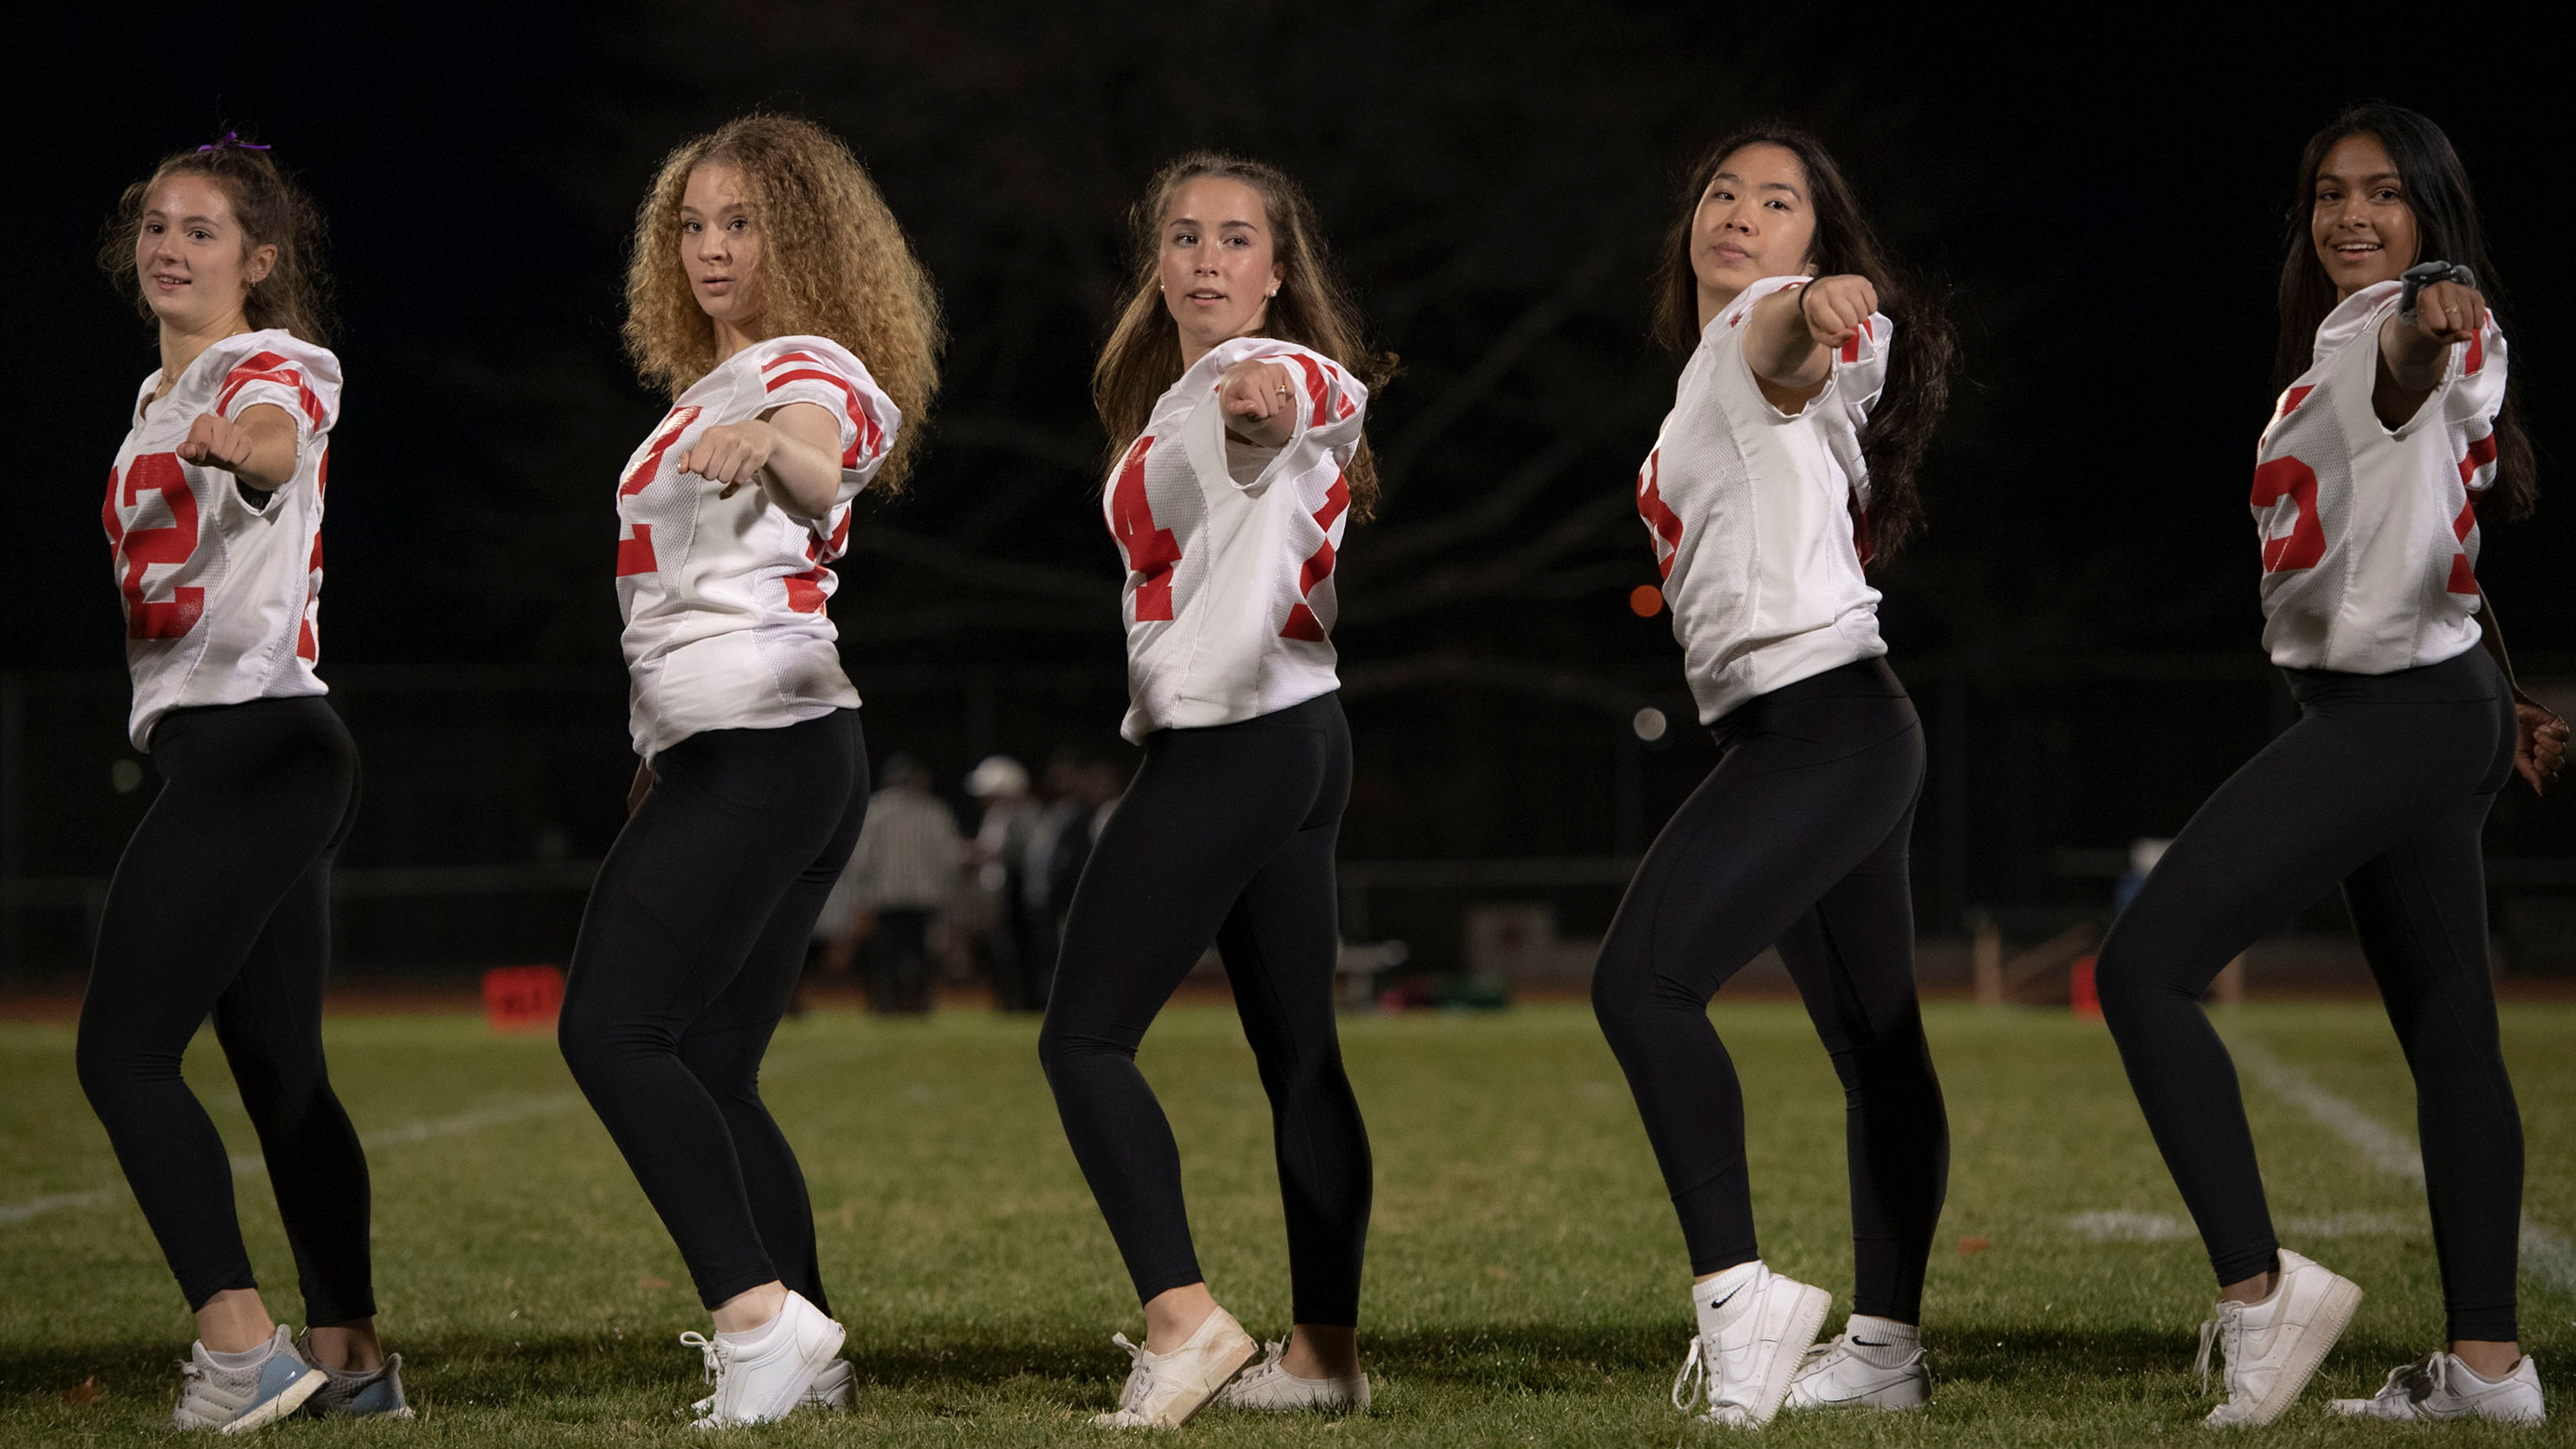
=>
[111,759,144,793]
[1631,707,1667,742]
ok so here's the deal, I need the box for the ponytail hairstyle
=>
[1653,123,1954,559]
[99,132,333,344]
[624,113,946,489]
[2276,102,2534,520]
[1093,152,1396,520]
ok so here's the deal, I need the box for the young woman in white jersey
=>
[80,136,411,1431]
[2096,103,2561,1428]
[1038,153,1390,1428]
[1589,125,1958,1428]
[555,114,943,1428]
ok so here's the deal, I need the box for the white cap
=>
[966,755,1030,798]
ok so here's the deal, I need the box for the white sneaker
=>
[2193,1248,2362,1427]
[170,1325,328,1433]
[1784,1324,1929,1411]
[693,1355,853,1419]
[681,1291,847,1429]
[1211,1338,1370,1414]
[1669,1261,1833,1428]
[2328,1352,2545,1423]
[1091,1305,1258,1428]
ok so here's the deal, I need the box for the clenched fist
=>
[675,420,781,498]
[176,411,258,474]
[1216,359,1298,449]
[1795,275,1877,352]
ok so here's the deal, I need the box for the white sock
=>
[204,1336,274,1370]
[1843,1315,1919,1366]
[716,1299,795,1349]
[1692,1261,1763,1338]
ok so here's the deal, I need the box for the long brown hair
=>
[1092,152,1395,519]
[2275,103,2534,520]
[1653,124,1953,559]
[99,134,334,345]
[623,113,945,488]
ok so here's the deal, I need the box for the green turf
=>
[0,1002,2567,1445]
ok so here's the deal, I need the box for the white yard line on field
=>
[2065,1209,2420,1242]
[3,1091,585,1230]
[2229,1035,2576,1301]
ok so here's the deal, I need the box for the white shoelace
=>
[2375,1353,2446,1404]
[1669,1337,1707,1413]
[1107,1333,1156,1414]
[2193,1307,2240,1394]
[679,1331,732,1394]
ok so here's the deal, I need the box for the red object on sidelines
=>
[2069,954,2102,1021]
[483,966,565,1033]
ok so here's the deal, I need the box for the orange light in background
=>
[1628,584,1664,617]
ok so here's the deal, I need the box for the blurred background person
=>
[964,755,1044,1012]
[830,753,963,1014]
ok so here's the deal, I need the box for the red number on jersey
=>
[1636,448,1684,580]
[616,405,702,579]
[621,405,702,496]
[105,453,205,639]
[1107,436,1181,621]
[2250,454,2325,573]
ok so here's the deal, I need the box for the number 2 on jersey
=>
[103,453,205,639]
[2250,454,2325,573]
[1108,436,1181,620]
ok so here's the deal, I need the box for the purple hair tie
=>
[197,131,271,153]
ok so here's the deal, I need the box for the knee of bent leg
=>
[555,995,656,1088]
[2089,938,2176,1036]
[73,1019,146,1108]
[1589,948,1674,1048]
[1035,1012,1134,1087]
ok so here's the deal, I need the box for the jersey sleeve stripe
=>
[764,367,880,470]
[216,353,327,429]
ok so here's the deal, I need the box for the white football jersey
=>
[2252,279,2505,674]
[1637,275,1891,724]
[614,335,897,760]
[1105,337,1367,741]
[105,330,340,750]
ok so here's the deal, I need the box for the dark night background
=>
[7,4,2572,979]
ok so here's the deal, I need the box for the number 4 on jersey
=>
[1109,436,1181,620]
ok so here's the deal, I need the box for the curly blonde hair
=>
[1094,152,1394,520]
[623,113,945,487]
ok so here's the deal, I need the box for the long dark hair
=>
[99,133,333,345]
[2276,103,2533,519]
[1654,123,1953,559]
[1093,152,1395,519]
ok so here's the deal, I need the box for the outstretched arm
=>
[674,402,847,522]
[2476,589,2568,795]
[1743,274,1877,402]
[1215,359,1299,449]
[176,402,300,494]
[2374,275,2485,428]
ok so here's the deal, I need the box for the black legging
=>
[1038,692,1371,1326]
[76,696,373,1323]
[559,708,867,1313]
[1593,658,1946,1324]
[2097,647,2521,1343]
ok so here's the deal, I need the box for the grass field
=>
[1,1000,2569,1445]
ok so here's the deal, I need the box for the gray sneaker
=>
[171,1325,328,1433]
[292,1334,414,1419]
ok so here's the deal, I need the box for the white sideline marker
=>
[2228,1036,2576,1301]
[1,1092,583,1230]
